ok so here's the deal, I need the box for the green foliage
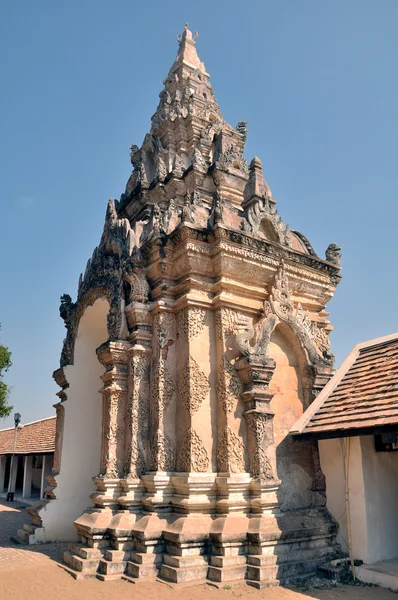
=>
[0,324,12,418]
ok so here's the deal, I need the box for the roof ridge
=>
[0,415,56,433]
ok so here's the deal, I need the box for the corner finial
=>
[177,23,196,44]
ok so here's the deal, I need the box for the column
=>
[235,356,280,513]
[0,456,6,492]
[93,341,131,509]
[8,456,18,494]
[114,302,152,513]
[22,455,33,498]
[40,455,46,499]
[134,308,175,515]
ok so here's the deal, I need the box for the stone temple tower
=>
[26,25,343,587]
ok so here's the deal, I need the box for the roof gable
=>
[291,332,398,439]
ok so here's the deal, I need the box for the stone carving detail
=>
[173,154,186,176]
[216,142,248,173]
[125,439,146,479]
[98,388,128,479]
[217,356,242,415]
[177,306,207,340]
[125,353,151,478]
[181,191,195,223]
[153,312,177,348]
[59,199,136,367]
[246,412,274,480]
[59,294,74,329]
[236,121,248,144]
[215,308,250,342]
[325,243,342,267]
[208,189,224,229]
[192,146,207,171]
[242,196,291,247]
[140,204,162,244]
[123,261,150,304]
[235,261,334,367]
[179,357,209,415]
[217,426,245,473]
[150,431,175,471]
[177,428,209,472]
[151,358,175,416]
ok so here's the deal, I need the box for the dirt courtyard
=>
[0,499,396,600]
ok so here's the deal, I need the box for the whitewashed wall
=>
[319,434,398,565]
[39,298,109,541]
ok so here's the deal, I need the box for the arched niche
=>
[268,322,315,511]
[42,298,110,540]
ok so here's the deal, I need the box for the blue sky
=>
[1,1,397,428]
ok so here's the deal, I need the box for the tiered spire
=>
[170,24,207,76]
[121,24,247,212]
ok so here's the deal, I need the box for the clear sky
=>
[1,1,397,428]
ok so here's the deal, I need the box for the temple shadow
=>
[0,498,67,562]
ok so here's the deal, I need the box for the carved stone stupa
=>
[25,25,343,587]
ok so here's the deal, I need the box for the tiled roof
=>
[0,416,56,455]
[291,333,398,439]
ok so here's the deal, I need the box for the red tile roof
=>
[0,416,55,455]
[291,333,398,439]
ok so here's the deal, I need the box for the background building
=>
[0,416,55,501]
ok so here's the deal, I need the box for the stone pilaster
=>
[214,307,250,511]
[91,341,131,508]
[142,309,176,512]
[173,304,215,512]
[160,303,215,584]
[235,356,280,514]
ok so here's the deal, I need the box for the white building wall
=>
[360,435,398,563]
[319,437,367,561]
[320,434,398,566]
[38,299,109,541]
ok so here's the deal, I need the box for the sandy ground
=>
[1,561,398,600]
[0,500,397,600]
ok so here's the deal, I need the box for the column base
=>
[90,477,123,508]
[250,478,281,515]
